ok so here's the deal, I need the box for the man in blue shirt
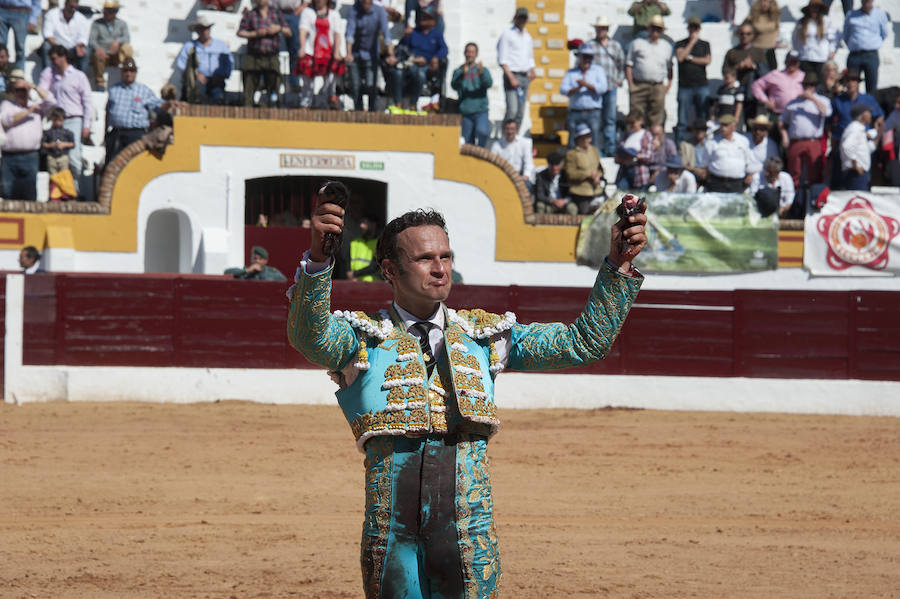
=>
[842,0,890,94]
[346,0,397,112]
[175,16,234,105]
[104,57,167,168]
[829,68,883,186]
[0,0,40,70]
[560,46,608,153]
[395,6,447,109]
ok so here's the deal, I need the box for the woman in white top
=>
[792,0,838,80]
[298,0,346,108]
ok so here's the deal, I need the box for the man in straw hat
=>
[88,0,132,91]
[745,113,780,165]
[673,16,711,144]
[778,71,832,186]
[0,70,55,201]
[175,15,234,105]
[625,13,672,127]
[585,15,625,156]
[560,45,607,153]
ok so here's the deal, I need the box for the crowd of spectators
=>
[0,0,173,202]
[0,0,899,210]
[513,0,898,218]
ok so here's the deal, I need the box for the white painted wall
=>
[3,142,900,289]
[5,275,900,415]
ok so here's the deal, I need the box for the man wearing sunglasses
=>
[723,23,769,92]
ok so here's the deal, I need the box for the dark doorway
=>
[244,175,388,279]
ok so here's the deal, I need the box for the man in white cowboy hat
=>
[585,15,625,156]
[88,0,132,91]
[175,15,234,105]
[625,13,672,127]
[560,44,607,153]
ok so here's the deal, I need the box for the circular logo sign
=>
[827,207,889,266]
[816,196,900,271]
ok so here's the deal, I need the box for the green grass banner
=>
[576,192,779,273]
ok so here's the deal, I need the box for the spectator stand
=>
[0,0,897,205]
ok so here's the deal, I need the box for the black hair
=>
[375,209,447,269]
[48,44,69,59]
[547,151,563,165]
[22,245,40,261]
[502,118,518,129]
[49,106,66,120]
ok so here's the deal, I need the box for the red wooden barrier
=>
[0,276,5,397]
[16,273,900,382]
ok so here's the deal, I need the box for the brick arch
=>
[459,143,536,224]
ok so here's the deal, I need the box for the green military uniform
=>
[627,1,671,35]
[225,245,287,281]
[225,265,287,281]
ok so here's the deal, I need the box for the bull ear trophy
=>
[318,180,350,258]
[616,193,646,253]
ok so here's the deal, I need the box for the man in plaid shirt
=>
[237,0,291,107]
[585,16,625,157]
[104,57,167,167]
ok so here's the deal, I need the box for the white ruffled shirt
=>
[290,250,513,388]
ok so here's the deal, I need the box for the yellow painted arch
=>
[3,113,578,262]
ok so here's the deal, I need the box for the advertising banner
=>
[804,192,900,276]
[577,192,779,273]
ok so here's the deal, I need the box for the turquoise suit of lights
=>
[287,261,642,599]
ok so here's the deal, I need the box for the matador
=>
[287,197,647,599]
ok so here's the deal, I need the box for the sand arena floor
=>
[2,401,899,598]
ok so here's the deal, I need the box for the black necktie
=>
[410,321,436,377]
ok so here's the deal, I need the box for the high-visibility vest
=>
[349,237,379,281]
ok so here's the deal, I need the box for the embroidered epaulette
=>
[448,308,516,339]
[333,309,394,340]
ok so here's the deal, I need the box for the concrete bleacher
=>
[8,0,900,178]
